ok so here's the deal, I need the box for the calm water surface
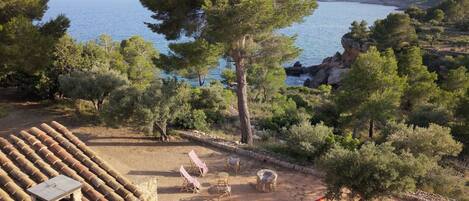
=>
[43,0,396,85]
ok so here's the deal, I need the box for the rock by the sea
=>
[286,34,371,88]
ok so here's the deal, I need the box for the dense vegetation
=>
[1,0,468,200]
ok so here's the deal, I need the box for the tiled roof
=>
[0,121,145,201]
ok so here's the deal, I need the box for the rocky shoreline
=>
[286,34,371,88]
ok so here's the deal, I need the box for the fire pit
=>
[256,169,277,192]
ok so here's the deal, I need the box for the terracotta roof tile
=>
[0,168,30,201]
[0,151,36,189]
[0,138,49,183]
[9,135,60,178]
[0,186,14,201]
[50,121,145,200]
[0,122,144,201]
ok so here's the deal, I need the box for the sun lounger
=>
[188,150,208,176]
[179,165,201,193]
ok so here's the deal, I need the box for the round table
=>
[256,169,277,192]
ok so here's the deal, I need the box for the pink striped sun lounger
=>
[179,165,201,193]
[188,150,208,176]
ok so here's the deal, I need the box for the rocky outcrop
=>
[286,34,371,88]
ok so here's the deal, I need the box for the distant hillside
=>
[319,0,443,9]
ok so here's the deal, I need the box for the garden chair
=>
[179,165,201,193]
[188,150,208,176]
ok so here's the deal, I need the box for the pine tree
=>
[337,47,406,138]
[371,13,418,51]
[398,46,439,110]
[158,39,223,86]
[141,0,317,145]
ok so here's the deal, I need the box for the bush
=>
[258,95,310,132]
[285,122,334,159]
[420,166,469,201]
[387,123,463,159]
[0,104,9,118]
[284,122,360,160]
[408,104,452,127]
[319,142,435,200]
[190,81,233,124]
[174,109,209,131]
[456,20,469,31]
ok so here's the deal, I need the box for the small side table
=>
[225,155,241,174]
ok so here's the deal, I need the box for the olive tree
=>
[59,68,128,110]
[103,78,190,141]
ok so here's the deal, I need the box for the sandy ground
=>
[0,89,326,201]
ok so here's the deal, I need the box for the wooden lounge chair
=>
[179,165,201,193]
[188,150,208,176]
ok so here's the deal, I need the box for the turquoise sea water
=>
[43,0,396,85]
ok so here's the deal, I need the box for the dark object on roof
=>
[0,121,145,201]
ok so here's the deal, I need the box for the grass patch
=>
[44,99,101,124]
[0,104,11,118]
[0,103,12,119]
[254,139,315,166]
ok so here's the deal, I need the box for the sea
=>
[43,0,396,85]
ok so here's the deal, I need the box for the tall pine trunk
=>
[234,55,253,145]
[368,119,374,138]
[197,73,205,86]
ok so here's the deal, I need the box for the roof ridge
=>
[0,137,49,183]
[39,123,139,201]
[18,130,106,201]
[50,121,145,200]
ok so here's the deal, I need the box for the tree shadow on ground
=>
[85,137,194,147]
[127,170,180,177]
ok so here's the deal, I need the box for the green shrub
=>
[285,122,334,159]
[408,104,452,127]
[420,166,469,201]
[285,122,360,160]
[175,109,209,131]
[387,123,463,159]
[0,104,9,118]
[189,81,234,124]
[319,142,435,200]
[258,96,310,132]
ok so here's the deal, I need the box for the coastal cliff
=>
[286,34,372,88]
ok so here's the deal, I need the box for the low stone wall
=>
[176,131,323,177]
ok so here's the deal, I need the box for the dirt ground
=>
[0,89,326,201]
